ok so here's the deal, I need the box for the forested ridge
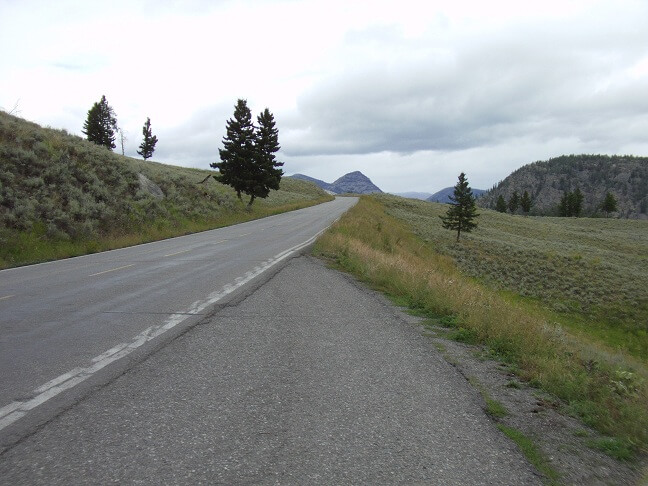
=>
[480,155,648,218]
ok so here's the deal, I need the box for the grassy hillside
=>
[315,195,647,453]
[479,154,648,218]
[384,195,648,360]
[0,111,332,268]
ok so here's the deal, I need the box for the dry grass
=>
[314,196,648,454]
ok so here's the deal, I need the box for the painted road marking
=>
[0,230,326,433]
[88,264,135,277]
[0,295,15,301]
[163,249,191,257]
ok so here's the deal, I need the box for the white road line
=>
[0,295,15,301]
[88,264,135,277]
[163,249,191,257]
[0,232,322,433]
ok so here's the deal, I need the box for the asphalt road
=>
[0,196,357,447]
[0,256,541,484]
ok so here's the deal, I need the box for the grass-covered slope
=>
[384,195,648,360]
[314,195,647,453]
[0,111,332,268]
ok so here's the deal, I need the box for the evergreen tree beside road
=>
[82,95,118,150]
[137,117,158,161]
[212,99,283,207]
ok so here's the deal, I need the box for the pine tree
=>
[212,99,257,201]
[508,191,520,214]
[559,189,585,217]
[137,117,158,161]
[559,191,570,216]
[248,108,284,206]
[495,195,507,213]
[570,188,584,217]
[82,95,117,150]
[601,192,618,217]
[212,100,284,207]
[440,172,479,241]
[520,190,533,214]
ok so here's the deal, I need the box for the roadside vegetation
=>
[314,195,648,456]
[0,111,332,269]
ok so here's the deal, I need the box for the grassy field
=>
[314,195,648,454]
[383,195,648,360]
[0,111,332,268]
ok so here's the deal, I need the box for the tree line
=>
[492,188,618,218]
[82,96,283,207]
[494,190,533,215]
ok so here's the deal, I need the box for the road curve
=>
[0,196,357,446]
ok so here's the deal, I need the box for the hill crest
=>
[479,154,648,218]
[289,171,382,194]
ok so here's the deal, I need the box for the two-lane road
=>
[0,196,357,445]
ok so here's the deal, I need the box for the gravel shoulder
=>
[0,256,543,484]
[419,311,647,485]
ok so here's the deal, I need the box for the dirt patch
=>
[418,321,647,485]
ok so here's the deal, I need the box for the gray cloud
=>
[283,15,648,160]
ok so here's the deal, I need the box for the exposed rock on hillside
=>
[138,173,164,199]
[480,155,648,218]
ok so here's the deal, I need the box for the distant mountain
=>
[289,171,382,194]
[393,192,433,200]
[427,187,486,203]
[330,171,382,194]
[478,154,648,218]
[289,174,333,192]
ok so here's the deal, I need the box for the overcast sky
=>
[1,0,647,193]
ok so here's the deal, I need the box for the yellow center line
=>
[89,264,135,277]
[164,249,191,257]
[0,294,15,301]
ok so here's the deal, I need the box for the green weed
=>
[497,424,561,484]
[586,437,634,461]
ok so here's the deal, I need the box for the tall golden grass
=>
[314,196,647,453]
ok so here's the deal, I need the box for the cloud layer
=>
[1,0,647,192]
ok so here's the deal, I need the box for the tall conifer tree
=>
[520,190,533,214]
[248,108,284,206]
[508,190,520,214]
[212,99,256,201]
[212,100,284,206]
[495,195,507,213]
[82,95,117,150]
[137,117,158,160]
[440,172,479,241]
[601,192,617,217]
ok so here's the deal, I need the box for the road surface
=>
[0,197,357,447]
[0,256,541,484]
